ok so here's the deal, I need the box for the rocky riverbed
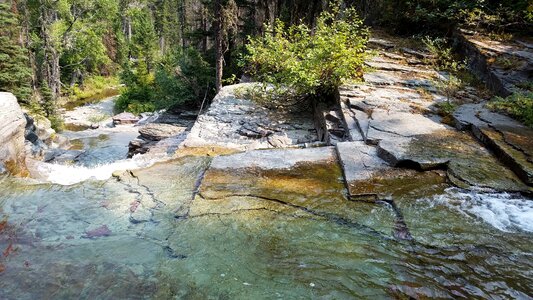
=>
[0,31,532,299]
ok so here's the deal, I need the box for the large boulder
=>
[183,84,319,152]
[0,93,27,175]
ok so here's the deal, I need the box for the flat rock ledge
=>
[334,35,529,194]
[0,92,27,175]
[192,146,355,220]
[183,83,319,152]
[454,29,532,96]
[454,103,533,187]
[336,142,446,200]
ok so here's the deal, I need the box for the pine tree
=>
[0,3,32,103]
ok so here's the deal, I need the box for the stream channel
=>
[0,97,532,299]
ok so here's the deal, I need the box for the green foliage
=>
[434,74,464,103]
[115,48,214,114]
[493,56,524,70]
[422,37,465,72]
[241,8,368,104]
[377,0,532,31]
[487,92,533,127]
[40,83,64,131]
[129,7,158,71]
[435,101,457,116]
[153,48,214,108]
[66,76,120,100]
[0,3,32,102]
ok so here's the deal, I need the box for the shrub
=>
[487,92,533,127]
[422,37,465,72]
[241,7,368,105]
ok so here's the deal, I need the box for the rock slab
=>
[454,104,533,186]
[183,84,318,152]
[0,93,27,174]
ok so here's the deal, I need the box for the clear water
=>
[2,96,532,298]
[1,156,532,299]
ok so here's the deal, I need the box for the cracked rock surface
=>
[335,34,530,193]
[183,83,318,151]
[454,103,533,186]
[455,29,532,97]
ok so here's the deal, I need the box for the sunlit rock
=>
[0,92,27,175]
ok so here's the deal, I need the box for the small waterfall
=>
[34,153,167,185]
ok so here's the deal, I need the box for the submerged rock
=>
[82,225,112,238]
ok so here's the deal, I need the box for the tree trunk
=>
[39,2,61,99]
[214,0,223,92]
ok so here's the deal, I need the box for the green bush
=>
[241,7,368,104]
[422,37,466,72]
[487,92,533,127]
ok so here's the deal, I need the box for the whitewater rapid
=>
[35,153,167,185]
[432,188,533,233]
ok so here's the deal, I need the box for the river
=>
[0,97,532,298]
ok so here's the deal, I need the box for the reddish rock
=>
[83,225,112,238]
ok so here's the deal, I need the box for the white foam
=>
[37,154,166,185]
[434,188,533,233]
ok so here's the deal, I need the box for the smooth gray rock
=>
[139,124,187,141]
[113,112,140,125]
[377,130,528,192]
[336,141,388,182]
[209,146,336,170]
[183,84,318,151]
[367,110,447,143]
[0,92,27,172]
[336,141,446,199]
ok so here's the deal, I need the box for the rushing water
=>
[0,99,532,299]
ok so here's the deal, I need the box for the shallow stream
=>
[0,98,532,299]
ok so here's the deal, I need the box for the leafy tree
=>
[242,7,368,104]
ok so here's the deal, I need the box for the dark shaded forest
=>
[1,0,531,127]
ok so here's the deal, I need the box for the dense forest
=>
[1,0,531,129]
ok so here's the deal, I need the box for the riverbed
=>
[0,97,532,298]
